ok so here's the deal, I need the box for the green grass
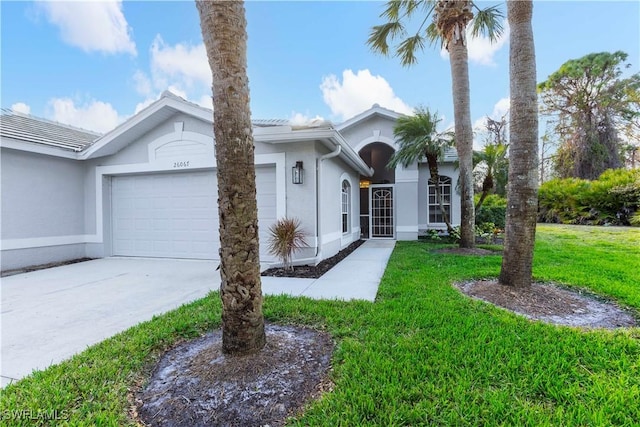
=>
[2,225,639,426]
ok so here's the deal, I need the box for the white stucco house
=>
[0,92,461,271]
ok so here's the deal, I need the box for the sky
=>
[1,1,639,147]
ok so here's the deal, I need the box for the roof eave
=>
[0,136,80,159]
[255,128,373,177]
[335,105,405,132]
[81,95,213,160]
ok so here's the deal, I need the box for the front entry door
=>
[369,185,394,238]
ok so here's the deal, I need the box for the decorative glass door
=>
[369,185,394,238]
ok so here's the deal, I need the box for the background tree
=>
[499,0,539,289]
[538,51,640,180]
[196,0,266,355]
[387,107,455,232]
[473,140,508,212]
[368,0,504,249]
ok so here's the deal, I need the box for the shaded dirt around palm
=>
[135,324,333,427]
[456,280,637,329]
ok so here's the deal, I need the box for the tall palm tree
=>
[388,107,455,233]
[368,0,503,249]
[196,0,266,354]
[499,0,538,288]
[473,142,508,212]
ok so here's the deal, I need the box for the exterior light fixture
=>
[292,161,304,184]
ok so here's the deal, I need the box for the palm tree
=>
[473,142,508,212]
[368,0,503,248]
[388,107,455,233]
[499,0,538,288]
[196,0,266,354]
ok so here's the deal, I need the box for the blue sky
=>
[2,1,639,146]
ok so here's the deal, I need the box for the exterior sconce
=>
[292,161,304,184]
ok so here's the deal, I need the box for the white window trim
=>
[341,179,351,235]
[427,175,452,225]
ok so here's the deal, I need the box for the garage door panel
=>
[112,168,276,260]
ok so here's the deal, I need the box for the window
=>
[341,180,351,234]
[428,176,451,223]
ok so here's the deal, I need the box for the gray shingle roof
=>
[251,118,290,127]
[0,109,100,152]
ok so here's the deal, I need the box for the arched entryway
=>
[358,142,395,239]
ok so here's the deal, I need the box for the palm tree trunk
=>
[448,41,476,248]
[474,173,493,212]
[196,0,266,354]
[499,0,539,288]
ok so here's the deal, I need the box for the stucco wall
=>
[418,162,461,231]
[1,147,87,270]
[316,144,360,259]
[340,115,397,152]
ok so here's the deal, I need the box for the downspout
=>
[315,143,342,262]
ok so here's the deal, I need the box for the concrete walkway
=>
[0,240,394,387]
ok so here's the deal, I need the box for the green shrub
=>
[476,206,506,228]
[538,168,640,225]
[480,194,507,207]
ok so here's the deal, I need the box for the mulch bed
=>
[456,280,638,329]
[134,324,334,427]
[261,239,365,279]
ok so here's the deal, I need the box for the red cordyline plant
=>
[267,217,307,271]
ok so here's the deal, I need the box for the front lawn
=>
[1,224,639,425]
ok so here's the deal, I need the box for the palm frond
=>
[368,22,406,56]
[382,0,429,21]
[396,33,426,66]
[425,21,443,48]
[388,107,453,168]
[470,4,504,43]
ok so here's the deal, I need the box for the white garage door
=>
[112,167,277,260]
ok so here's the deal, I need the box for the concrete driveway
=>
[1,240,395,387]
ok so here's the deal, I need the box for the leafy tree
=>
[387,107,455,232]
[538,51,640,179]
[499,0,539,289]
[196,0,266,355]
[368,0,504,248]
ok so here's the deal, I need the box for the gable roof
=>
[81,91,212,159]
[335,104,405,132]
[0,108,100,153]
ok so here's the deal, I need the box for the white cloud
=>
[11,102,31,114]
[440,21,509,66]
[46,98,124,133]
[128,36,211,112]
[320,69,412,121]
[134,98,156,114]
[150,35,210,89]
[197,94,213,111]
[467,21,509,66]
[491,97,510,119]
[132,70,152,96]
[37,0,136,55]
[289,111,325,126]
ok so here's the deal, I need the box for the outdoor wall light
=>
[292,161,304,184]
